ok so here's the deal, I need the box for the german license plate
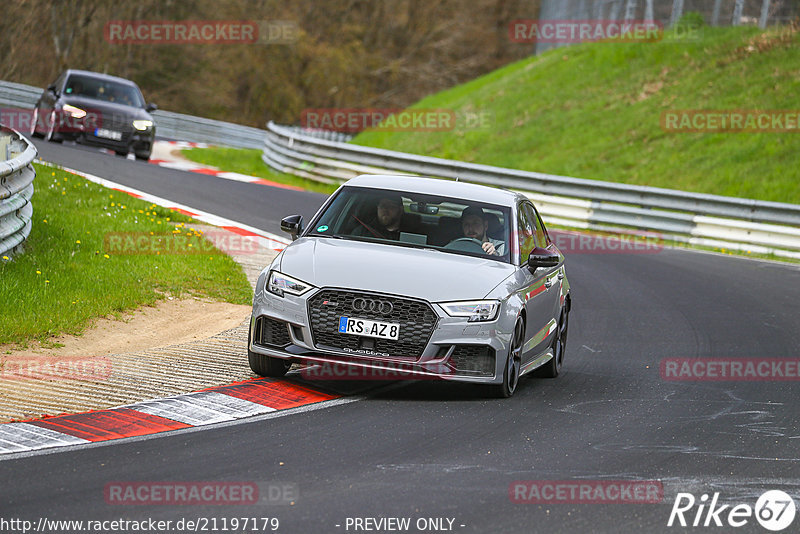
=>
[338,317,399,340]
[95,128,122,141]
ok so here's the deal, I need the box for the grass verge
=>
[0,163,252,346]
[181,146,338,195]
[353,24,800,204]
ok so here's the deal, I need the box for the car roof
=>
[62,69,140,88]
[343,175,526,207]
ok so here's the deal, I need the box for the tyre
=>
[115,150,128,157]
[30,108,43,138]
[44,110,62,143]
[135,152,151,161]
[494,315,524,398]
[248,349,291,378]
[536,303,569,378]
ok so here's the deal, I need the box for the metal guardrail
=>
[262,121,800,259]
[0,80,268,149]
[0,127,37,258]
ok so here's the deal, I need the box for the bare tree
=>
[49,0,97,72]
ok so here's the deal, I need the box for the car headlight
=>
[439,300,500,322]
[267,271,314,297]
[62,104,87,119]
[133,120,153,131]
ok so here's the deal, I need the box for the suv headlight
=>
[62,104,87,118]
[267,271,314,297]
[133,120,153,131]
[439,300,500,322]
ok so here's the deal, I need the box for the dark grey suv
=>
[31,69,157,161]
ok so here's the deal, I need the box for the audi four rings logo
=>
[352,298,394,315]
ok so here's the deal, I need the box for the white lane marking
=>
[127,390,278,426]
[129,398,236,426]
[0,423,89,453]
[48,165,291,251]
[178,391,277,417]
[0,396,362,461]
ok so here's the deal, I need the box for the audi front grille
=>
[307,289,438,359]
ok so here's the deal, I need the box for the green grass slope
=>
[353,25,800,204]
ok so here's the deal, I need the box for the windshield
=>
[308,186,512,263]
[64,74,145,108]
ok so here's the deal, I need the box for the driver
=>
[352,195,404,240]
[456,206,505,256]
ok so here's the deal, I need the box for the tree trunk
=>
[759,0,772,28]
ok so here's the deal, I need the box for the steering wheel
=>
[444,237,487,253]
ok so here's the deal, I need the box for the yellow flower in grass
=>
[36,270,41,275]
[103,254,110,259]
[75,240,81,244]
[2,256,8,260]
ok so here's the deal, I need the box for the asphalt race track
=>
[2,140,799,533]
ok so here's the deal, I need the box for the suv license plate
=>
[95,128,122,141]
[338,317,399,340]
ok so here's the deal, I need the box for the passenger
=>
[352,195,404,240]
[456,206,505,256]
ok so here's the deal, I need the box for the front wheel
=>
[494,315,524,398]
[30,108,43,138]
[537,304,569,378]
[248,350,291,377]
[44,110,62,143]
[135,152,151,161]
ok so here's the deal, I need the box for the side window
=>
[532,206,549,248]
[517,202,536,262]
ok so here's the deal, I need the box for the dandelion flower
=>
[103,254,110,259]
[36,270,41,275]
[76,240,81,244]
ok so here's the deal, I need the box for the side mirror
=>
[145,102,158,112]
[526,247,560,272]
[280,214,303,240]
[47,84,59,96]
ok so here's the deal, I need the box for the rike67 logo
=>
[668,490,796,531]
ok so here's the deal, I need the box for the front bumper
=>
[249,285,514,385]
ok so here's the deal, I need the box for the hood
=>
[61,96,152,121]
[279,237,516,302]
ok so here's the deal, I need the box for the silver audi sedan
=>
[248,175,571,397]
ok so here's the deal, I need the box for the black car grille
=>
[254,316,291,348]
[448,345,495,377]
[98,113,134,132]
[307,290,438,360]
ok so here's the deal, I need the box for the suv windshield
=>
[307,186,512,263]
[64,74,145,108]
